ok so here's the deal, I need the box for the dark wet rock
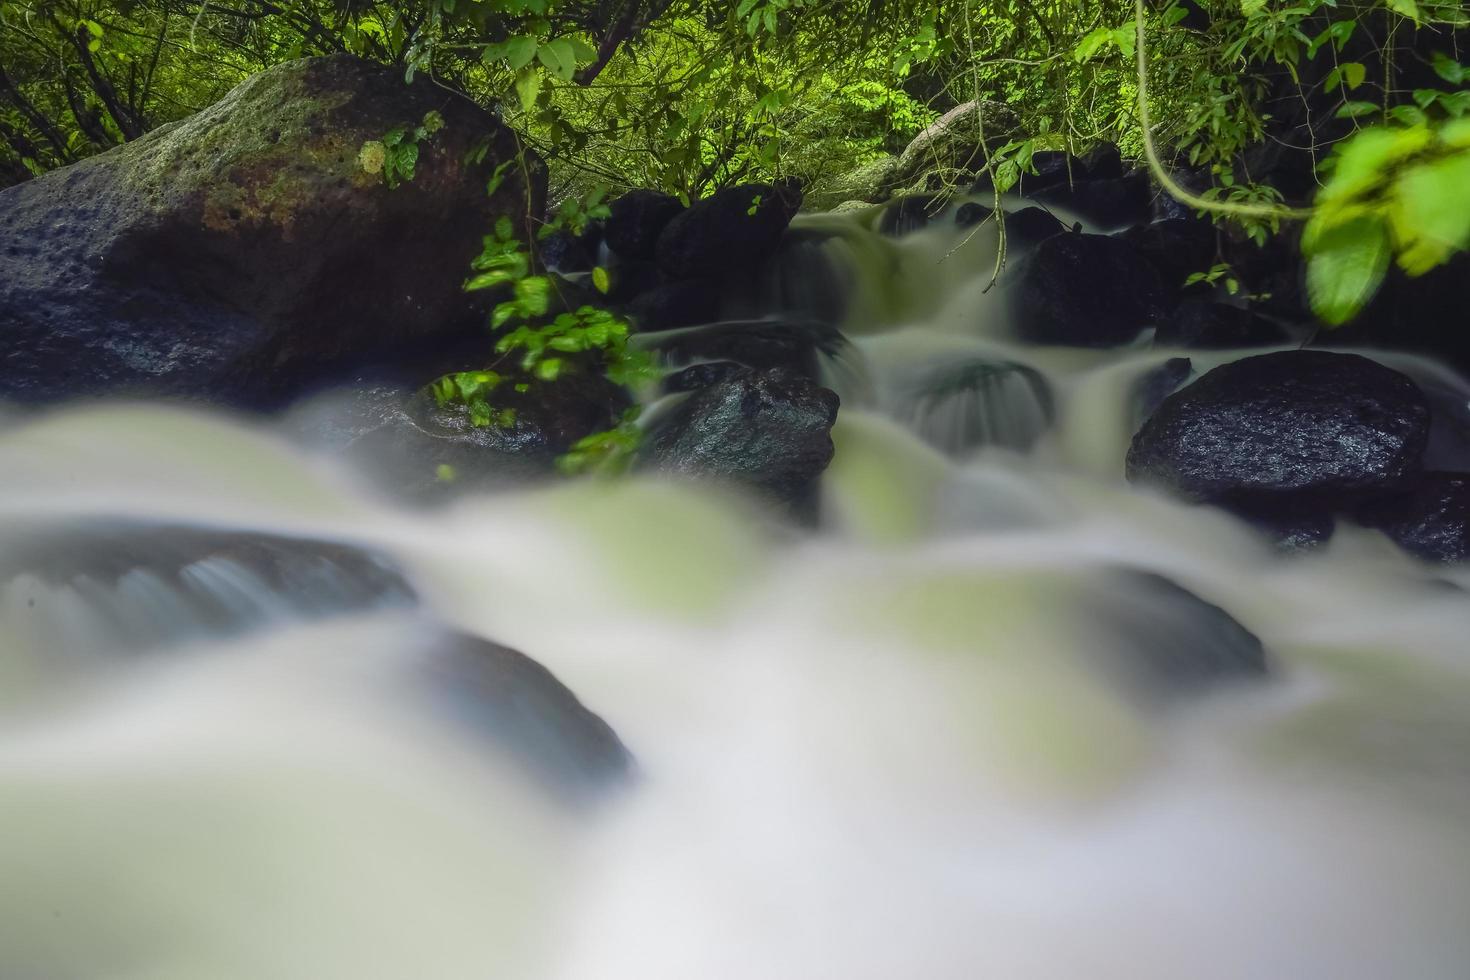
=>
[289,378,626,498]
[1013,232,1169,346]
[636,317,845,381]
[1127,351,1431,508]
[625,278,723,332]
[1234,502,1337,552]
[1133,356,1193,423]
[656,180,802,278]
[605,189,684,260]
[1003,206,1068,248]
[1154,302,1288,349]
[1353,472,1470,562]
[601,257,663,304]
[1091,569,1268,698]
[1325,253,1470,378]
[1118,218,1217,298]
[1078,142,1125,181]
[1027,172,1152,229]
[1,521,414,654]
[640,367,840,502]
[539,226,600,274]
[662,360,748,394]
[0,54,540,409]
[902,359,1053,453]
[423,630,632,797]
[879,194,947,237]
[954,201,993,228]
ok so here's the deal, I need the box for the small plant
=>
[359,110,445,189]
[426,177,659,474]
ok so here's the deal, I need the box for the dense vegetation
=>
[2,1,1468,331]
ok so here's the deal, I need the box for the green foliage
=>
[1304,119,1470,325]
[361,110,444,188]
[556,408,644,476]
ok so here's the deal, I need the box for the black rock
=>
[1089,569,1268,697]
[640,367,840,503]
[1027,172,1152,229]
[1353,472,1470,562]
[1154,302,1288,349]
[422,630,632,796]
[1325,252,1470,378]
[954,201,993,228]
[1078,142,1125,181]
[625,278,723,332]
[539,226,600,274]
[662,360,748,394]
[605,189,684,261]
[1127,350,1431,507]
[1013,232,1169,346]
[655,180,802,278]
[0,54,540,409]
[1002,206,1067,249]
[1118,218,1217,297]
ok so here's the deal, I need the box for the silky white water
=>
[4,209,1470,979]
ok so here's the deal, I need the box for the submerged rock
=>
[1090,569,1269,698]
[0,54,540,408]
[656,180,802,278]
[423,630,632,796]
[1354,472,1470,562]
[1127,351,1431,508]
[1132,356,1193,424]
[625,279,723,332]
[1013,233,1168,346]
[640,367,840,502]
[2,522,414,655]
[289,378,626,498]
[605,189,684,260]
[1027,173,1152,230]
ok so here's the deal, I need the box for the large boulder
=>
[640,367,839,503]
[1012,233,1169,346]
[803,155,901,211]
[0,54,540,408]
[655,180,802,279]
[894,100,1020,186]
[1127,351,1431,507]
[605,189,684,260]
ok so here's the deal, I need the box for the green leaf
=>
[495,215,514,240]
[1432,52,1466,86]
[515,276,550,316]
[536,357,563,381]
[465,270,516,291]
[1387,104,1429,126]
[514,68,542,112]
[504,35,538,70]
[592,266,610,294]
[1303,214,1391,326]
[1337,100,1380,119]
[1341,62,1367,91]
[537,38,577,80]
[1386,0,1420,20]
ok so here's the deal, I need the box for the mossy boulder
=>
[0,54,543,408]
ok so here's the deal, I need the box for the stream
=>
[3,203,1470,979]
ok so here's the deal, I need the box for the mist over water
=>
[5,207,1470,979]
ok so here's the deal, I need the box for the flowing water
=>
[5,206,1470,979]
